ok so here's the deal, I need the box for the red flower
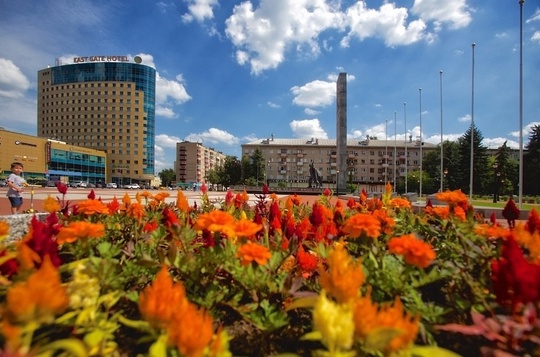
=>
[491,236,540,310]
[0,249,18,277]
[201,183,208,195]
[143,220,159,233]
[56,182,68,195]
[161,207,179,228]
[323,187,331,197]
[21,214,61,268]
[225,190,234,206]
[262,184,269,195]
[502,197,520,228]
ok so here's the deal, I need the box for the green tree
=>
[524,125,540,196]
[491,141,518,197]
[241,149,265,186]
[421,140,460,192]
[158,168,175,187]
[457,124,489,195]
[217,156,242,187]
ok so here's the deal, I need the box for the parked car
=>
[125,183,140,189]
[106,183,118,189]
[72,182,88,188]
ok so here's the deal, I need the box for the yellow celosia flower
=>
[313,291,354,353]
[319,244,364,303]
[5,256,69,324]
[56,221,105,244]
[43,195,61,213]
[67,262,100,309]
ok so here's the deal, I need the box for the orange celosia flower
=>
[236,242,272,266]
[56,221,105,244]
[176,189,190,212]
[353,293,419,352]
[232,219,263,239]
[388,234,436,268]
[424,205,450,220]
[168,303,214,357]
[0,220,9,239]
[127,202,145,221]
[319,244,364,303]
[512,223,540,264]
[43,195,61,213]
[153,191,171,203]
[5,256,69,324]
[474,223,512,240]
[16,243,41,270]
[341,213,382,239]
[193,211,236,237]
[122,193,132,207]
[75,199,110,215]
[139,266,188,330]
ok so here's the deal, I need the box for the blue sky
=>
[0,0,539,173]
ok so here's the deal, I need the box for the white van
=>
[106,183,118,189]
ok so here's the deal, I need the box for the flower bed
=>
[0,183,539,357]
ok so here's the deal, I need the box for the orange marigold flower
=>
[75,199,110,215]
[232,219,263,239]
[56,221,105,244]
[388,234,436,268]
[353,294,419,353]
[342,213,382,239]
[5,256,69,324]
[388,197,411,209]
[176,189,190,212]
[168,304,214,357]
[424,205,450,220]
[43,195,61,213]
[435,189,469,208]
[236,242,272,266]
[139,266,188,330]
[319,244,364,303]
[193,211,236,237]
[372,209,396,235]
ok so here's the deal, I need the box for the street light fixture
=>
[336,170,340,195]
[492,162,500,203]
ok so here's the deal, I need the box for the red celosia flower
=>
[491,236,540,310]
[107,197,120,213]
[323,188,331,196]
[56,182,68,195]
[0,249,18,277]
[87,189,96,200]
[143,220,159,233]
[296,245,318,273]
[502,197,520,228]
[225,190,234,206]
[262,184,269,195]
[20,214,61,268]
[525,208,540,234]
[201,183,208,195]
[161,207,179,228]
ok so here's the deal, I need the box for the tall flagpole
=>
[394,111,397,192]
[518,0,524,208]
[470,43,476,200]
[404,102,408,193]
[385,118,388,184]
[439,70,444,192]
[419,87,423,200]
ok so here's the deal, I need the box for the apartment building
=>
[175,141,227,187]
[242,135,437,192]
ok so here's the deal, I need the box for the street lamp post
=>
[336,170,340,195]
[439,70,444,193]
[470,43,476,200]
[492,162,500,203]
[404,102,408,193]
[419,87,423,200]
[393,111,397,192]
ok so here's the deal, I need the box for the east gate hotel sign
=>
[73,55,129,63]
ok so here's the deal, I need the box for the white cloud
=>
[304,108,320,115]
[341,2,430,47]
[526,9,540,23]
[182,0,219,23]
[411,0,471,30]
[532,31,540,42]
[0,58,30,97]
[225,0,343,74]
[289,119,328,138]
[458,114,471,122]
[291,80,335,107]
[267,101,281,108]
[186,128,240,146]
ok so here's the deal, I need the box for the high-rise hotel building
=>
[37,56,156,186]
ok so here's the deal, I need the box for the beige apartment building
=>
[36,58,156,187]
[175,141,227,188]
[242,136,437,192]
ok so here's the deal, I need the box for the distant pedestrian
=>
[5,162,25,214]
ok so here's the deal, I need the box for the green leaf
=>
[411,345,463,357]
[285,296,318,311]
[39,338,88,357]
[364,327,402,351]
[300,331,322,341]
